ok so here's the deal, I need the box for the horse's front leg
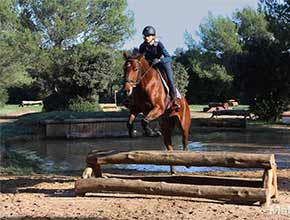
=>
[127,110,139,138]
[141,118,161,137]
[142,105,164,137]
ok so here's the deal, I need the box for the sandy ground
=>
[1,110,290,220]
[0,169,290,220]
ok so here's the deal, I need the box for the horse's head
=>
[122,52,146,96]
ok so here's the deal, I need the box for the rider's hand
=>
[152,58,160,66]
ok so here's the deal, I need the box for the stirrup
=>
[172,99,180,111]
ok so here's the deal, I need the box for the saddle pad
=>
[158,71,182,99]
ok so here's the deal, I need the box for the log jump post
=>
[75,150,278,207]
[19,100,43,107]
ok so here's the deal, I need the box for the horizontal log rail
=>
[75,177,268,204]
[211,109,250,118]
[86,150,276,169]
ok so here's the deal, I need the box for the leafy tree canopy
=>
[259,0,290,51]
[0,0,135,108]
[233,7,273,46]
[16,0,134,48]
[197,13,242,56]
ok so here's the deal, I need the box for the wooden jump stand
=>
[75,150,278,207]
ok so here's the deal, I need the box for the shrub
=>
[68,96,102,112]
[43,92,70,112]
[0,87,8,108]
[250,93,289,121]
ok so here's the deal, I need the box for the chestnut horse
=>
[122,52,191,153]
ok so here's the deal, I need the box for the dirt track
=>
[0,169,290,220]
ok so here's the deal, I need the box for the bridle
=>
[124,58,153,86]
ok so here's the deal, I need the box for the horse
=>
[122,52,191,158]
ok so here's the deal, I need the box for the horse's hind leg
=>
[180,120,190,151]
[179,99,191,151]
[159,118,174,151]
[159,118,176,174]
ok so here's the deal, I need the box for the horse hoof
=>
[144,128,161,137]
[153,129,162,136]
[129,130,138,138]
[82,167,93,179]
[143,133,153,137]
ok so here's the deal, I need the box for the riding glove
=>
[152,58,160,66]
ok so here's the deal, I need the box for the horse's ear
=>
[123,51,129,60]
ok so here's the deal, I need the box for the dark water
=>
[9,130,290,173]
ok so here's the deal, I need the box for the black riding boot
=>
[162,62,180,110]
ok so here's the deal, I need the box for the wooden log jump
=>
[99,103,120,112]
[211,109,251,119]
[76,150,278,207]
[203,102,229,112]
[19,100,43,107]
[75,178,268,204]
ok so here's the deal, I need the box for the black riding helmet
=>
[142,26,156,36]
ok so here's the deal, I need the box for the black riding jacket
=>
[139,40,172,64]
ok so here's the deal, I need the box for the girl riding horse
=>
[139,26,180,110]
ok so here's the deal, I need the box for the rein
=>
[125,59,153,86]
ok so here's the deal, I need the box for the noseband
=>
[125,59,152,86]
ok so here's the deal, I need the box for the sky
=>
[122,0,259,54]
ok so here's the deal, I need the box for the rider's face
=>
[144,35,155,45]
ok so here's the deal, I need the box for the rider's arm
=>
[158,42,172,63]
[139,43,146,54]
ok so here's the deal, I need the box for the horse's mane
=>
[125,50,150,70]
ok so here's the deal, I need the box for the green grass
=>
[231,105,249,110]
[0,166,34,175]
[189,104,249,112]
[189,105,207,112]
[0,104,43,115]
[0,148,42,175]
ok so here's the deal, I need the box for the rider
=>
[139,25,180,109]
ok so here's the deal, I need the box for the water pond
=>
[9,130,290,173]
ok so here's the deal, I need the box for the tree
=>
[259,0,290,51]
[1,0,135,109]
[230,7,274,103]
[181,14,237,103]
[0,0,38,105]
[176,49,233,104]
[99,50,125,103]
[197,13,242,56]
[234,39,290,121]
[17,0,134,48]
[180,3,289,121]
[171,61,189,96]
[234,7,273,46]
[233,1,290,121]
